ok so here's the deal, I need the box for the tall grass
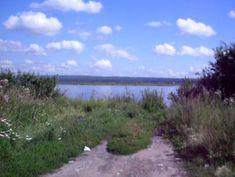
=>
[165,82,235,177]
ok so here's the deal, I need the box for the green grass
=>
[0,79,165,177]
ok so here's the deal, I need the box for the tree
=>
[199,42,235,98]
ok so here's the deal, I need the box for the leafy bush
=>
[199,42,235,99]
[0,69,59,98]
[141,89,165,112]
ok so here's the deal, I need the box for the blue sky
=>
[0,0,235,77]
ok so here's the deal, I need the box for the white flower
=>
[46,121,51,126]
[3,95,9,102]
[25,135,32,141]
[215,165,232,177]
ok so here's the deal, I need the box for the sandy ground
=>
[42,136,187,177]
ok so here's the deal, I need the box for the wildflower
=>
[58,137,61,141]
[3,95,9,102]
[215,165,232,177]
[25,135,32,141]
[0,133,4,137]
[46,121,51,126]
[229,97,234,104]
[0,79,8,86]
[24,87,30,95]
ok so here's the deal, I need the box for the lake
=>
[57,85,178,106]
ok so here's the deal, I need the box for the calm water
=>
[57,84,178,106]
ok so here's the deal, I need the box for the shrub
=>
[199,42,235,99]
[141,89,165,113]
[167,92,235,163]
[0,69,59,98]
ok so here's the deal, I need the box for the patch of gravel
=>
[42,136,187,177]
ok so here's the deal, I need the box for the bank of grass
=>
[162,82,235,177]
[0,71,165,177]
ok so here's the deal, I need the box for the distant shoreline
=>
[57,75,196,86]
[57,82,181,86]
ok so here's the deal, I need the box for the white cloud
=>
[0,39,46,56]
[146,21,171,27]
[228,10,235,18]
[31,0,103,13]
[189,64,208,73]
[154,43,176,55]
[26,44,47,56]
[94,59,112,70]
[61,60,78,68]
[79,32,92,39]
[179,46,213,57]
[0,60,13,68]
[68,29,92,39]
[95,44,138,60]
[176,18,216,37]
[167,69,186,78]
[32,66,41,71]
[25,59,33,64]
[97,26,112,35]
[46,40,85,53]
[115,25,122,31]
[146,21,162,27]
[4,11,62,36]
[0,39,23,52]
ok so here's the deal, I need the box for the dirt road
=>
[43,136,187,177]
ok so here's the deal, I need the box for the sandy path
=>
[43,136,187,177]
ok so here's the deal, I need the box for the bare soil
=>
[43,136,187,177]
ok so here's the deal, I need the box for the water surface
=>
[57,85,178,106]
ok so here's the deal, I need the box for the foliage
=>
[0,69,59,98]
[199,42,235,99]
[0,82,165,177]
[165,81,235,177]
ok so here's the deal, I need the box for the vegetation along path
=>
[43,136,187,177]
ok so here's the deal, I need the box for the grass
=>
[162,85,235,177]
[0,73,165,177]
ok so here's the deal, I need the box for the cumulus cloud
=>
[154,43,176,55]
[95,44,138,60]
[4,11,62,36]
[0,39,47,56]
[97,26,112,35]
[94,59,112,70]
[0,60,13,68]
[228,10,235,18]
[46,40,85,53]
[0,39,23,52]
[31,0,103,13]
[179,45,214,57]
[176,18,216,37]
[61,60,78,68]
[26,44,47,56]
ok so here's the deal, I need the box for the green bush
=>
[0,69,59,98]
[141,89,165,113]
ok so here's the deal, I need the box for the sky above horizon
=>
[0,0,235,78]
